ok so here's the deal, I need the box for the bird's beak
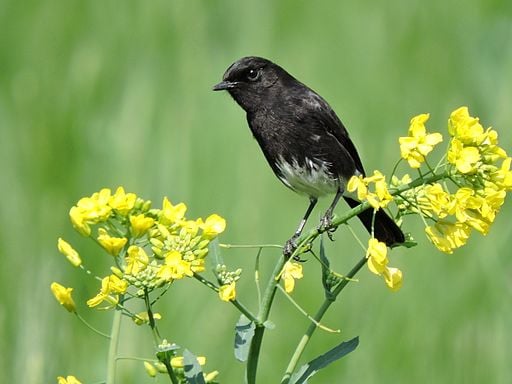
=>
[212,80,237,91]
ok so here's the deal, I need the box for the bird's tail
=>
[343,197,405,247]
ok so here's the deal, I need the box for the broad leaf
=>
[290,336,359,384]
[234,314,255,362]
[183,349,206,384]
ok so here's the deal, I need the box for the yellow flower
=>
[125,245,149,275]
[399,113,443,168]
[201,214,227,238]
[57,376,82,384]
[447,138,480,174]
[280,261,303,293]
[69,206,91,236]
[171,356,206,368]
[109,186,136,215]
[219,281,237,301]
[97,228,128,256]
[448,106,486,145]
[87,275,128,308]
[347,175,368,200]
[382,267,403,292]
[57,238,82,267]
[130,214,155,237]
[160,197,187,225]
[157,250,193,280]
[366,238,388,275]
[50,282,76,313]
[452,188,491,234]
[488,157,512,191]
[417,183,451,218]
[205,371,220,382]
[425,221,471,254]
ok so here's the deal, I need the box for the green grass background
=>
[1,1,512,383]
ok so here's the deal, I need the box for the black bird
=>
[213,56,404,256]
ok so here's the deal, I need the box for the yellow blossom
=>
[160,197,187,225]
[366,238,388,275]
[347,175,368,200]
[488,157,512,191]
[157,250,193,280]
[50,282,76,313]
[69,206,91,236]
[399,113,443,168]
[382,267,403,292]
[281,261,303,293]
[97,228,127,256]
[87,274,128,308]
[171,356,206,368]
[425,221,471,254]
[57,238,82,267]
[109,186,136,215]
[205,371,220,382]
[417,183,451,218]
[219,281,237,301]
[448,106,486,145]
[201,214,227,238]
[125,245,149,275]
[57,376,82,384]
[447,138,480,174]
[130,214,155,237]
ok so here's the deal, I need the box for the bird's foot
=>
[318,214,337,241]
[283,235,298,258]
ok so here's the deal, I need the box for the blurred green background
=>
[1,0,512,383]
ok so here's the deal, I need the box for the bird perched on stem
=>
[213,56,404,256]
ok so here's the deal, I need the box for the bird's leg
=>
[319,186,344,240]
[284,197,318,258]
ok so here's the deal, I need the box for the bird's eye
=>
[246,68,261,82]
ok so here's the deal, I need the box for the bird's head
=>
[213,56,290,112]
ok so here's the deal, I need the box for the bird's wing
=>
[297,89,366,176]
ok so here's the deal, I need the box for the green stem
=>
[106,309,122,384]
[281,256,368,384]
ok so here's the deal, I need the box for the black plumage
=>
[213,56,404,255]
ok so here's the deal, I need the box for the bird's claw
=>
[318,214,337,241]
[283,236,298,258]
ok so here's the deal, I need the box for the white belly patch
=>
[276,156,340,198]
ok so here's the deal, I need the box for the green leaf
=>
[319,237,337,300]
[234,314,255,362]
[183,349,206,384]
[290,336,359,384]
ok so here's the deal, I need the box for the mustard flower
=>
[144,361,158,377]
[448,106,486,145]
[133,311,162,325]
[447,138,480,174]
[201,214,227,238]
[57,238,82,267]
[383,267,403,292]
[399,113,443,168]
[50,282,76,313]
[130,214,155,237]
[157,250,193,281]
[97,228,127,256]
[109,186,136,215]
[425,221,471,254]
[57,376,82,384]
[219,281,237,301]
[366,238,388,275]
[280,261,303,293]
[125,245,149,275]
[160,197,187,225]
[87,274,128,308]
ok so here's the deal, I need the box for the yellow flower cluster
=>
[57,376,81,384]
[55,187,227,310]
[366,238,402,291]
[347,170,393,210]
[397,107,511,254]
